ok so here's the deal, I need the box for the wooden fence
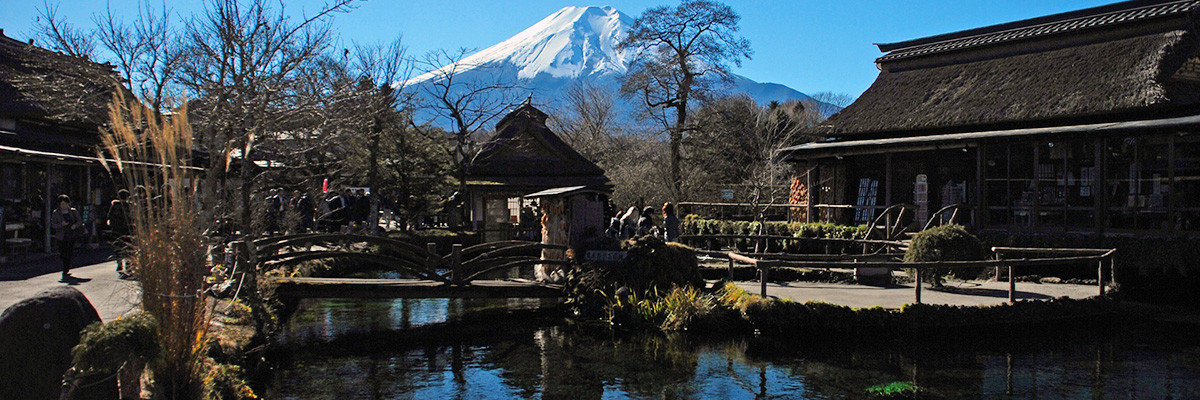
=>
[688,235,1115,305]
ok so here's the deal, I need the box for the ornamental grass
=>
[99,89,212,399]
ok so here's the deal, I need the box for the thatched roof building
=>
[782,0,1200,237]
[466,99,611,191]
[0,30,120,155]
[0,30,123,256]
[815,0,1200,140]
[464,100,611,241]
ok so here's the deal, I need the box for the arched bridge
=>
[234,233,570,300]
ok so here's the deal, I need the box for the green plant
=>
[903,224,984,286]
[866,381,923,398]
[72,313,160,377]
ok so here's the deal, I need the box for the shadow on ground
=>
[0,248,115,281]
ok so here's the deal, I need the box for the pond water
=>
[266,298,1200,399]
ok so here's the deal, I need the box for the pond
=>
[265,298,1200,399]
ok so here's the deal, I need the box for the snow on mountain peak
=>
[408,6,633,85]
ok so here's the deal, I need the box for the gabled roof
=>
[466,100,611,191]
[877,0,1200,63]
[0,31,120,128]
[816,0,1200,139]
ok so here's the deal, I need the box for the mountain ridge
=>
[407,5,824,124]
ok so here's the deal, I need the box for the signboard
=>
[721,189,735,200]
[584,250,627,262]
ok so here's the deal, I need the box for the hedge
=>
[680,216,868,254]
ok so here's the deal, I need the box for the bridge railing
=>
[239,233,571,286]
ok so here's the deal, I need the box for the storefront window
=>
[1106,134,1171,230]
[1173,133,1200,232]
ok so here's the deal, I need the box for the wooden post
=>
[728,257,734,279]
[759,262,768,298]
[1008,265,1016,304]
[451,244,463,285]
[426,243,438,269]
[1098,260,1105,296]
[806,161,817,223]
[914,268,922,304]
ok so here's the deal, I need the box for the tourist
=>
[607,209,624,238]
[293,190,315,233]
[662,202,679,242]
[52,194,84,281]
[636,206,656,236]
[266,188,283,233]
[106,189,132,277]
[353,188,370,228]
[619,206,639,238]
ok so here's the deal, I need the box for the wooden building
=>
[465,100,612,242]
[0,30,121,257]
[784,0,1200,236]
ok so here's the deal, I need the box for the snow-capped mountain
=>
[406,6,823,125]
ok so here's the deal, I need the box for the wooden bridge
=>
[234,233,569,301]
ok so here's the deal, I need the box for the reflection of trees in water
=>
[485,328,702,399]
[269,301,1200,399]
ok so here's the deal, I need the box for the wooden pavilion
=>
[784,0,1200,237]
[465,99,612,242]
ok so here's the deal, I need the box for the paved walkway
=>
[733,279,1101,309]
[1,249,1105,320]
[0,249,140,322]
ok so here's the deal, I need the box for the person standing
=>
[636,206,656,236]
[619,206,639,238]
[607,209,624,238]
[52,194,84,281]
[662,202,680,242]
[106,189,133,277]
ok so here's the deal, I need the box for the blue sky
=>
[0,0,1113,98]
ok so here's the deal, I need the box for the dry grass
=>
[100,88,211,399]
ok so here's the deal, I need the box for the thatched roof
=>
[466,101,611,192]
[817,0,1200,139]
[0,31,120,128]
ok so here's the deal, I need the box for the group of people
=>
[322,188,372,232]
[264,188,317,234]
[606,202,680,242]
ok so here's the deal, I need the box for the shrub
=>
[903,224,985,286]
[866,381,924,398]
[72,313,160,378]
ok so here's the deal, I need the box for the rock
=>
[0,286,111,400]
[1039,277,1063,284]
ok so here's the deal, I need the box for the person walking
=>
[52,194,85,282]
[662,202,680,242]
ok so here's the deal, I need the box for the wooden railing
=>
[238,233,568,286]
[697,246,1117,304]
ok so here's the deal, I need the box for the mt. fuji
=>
[406,6,820,124]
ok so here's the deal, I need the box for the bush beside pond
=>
[594,282,1117,337]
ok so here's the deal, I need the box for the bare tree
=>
[412,48,521,227]
[549,81,625,161]
[93,1,185,114]
[32,0,96,58]
[174,0,355,336]
[809,91,855,118]
[618,0,752,201]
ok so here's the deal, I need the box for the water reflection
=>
[267,299,1200,399]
